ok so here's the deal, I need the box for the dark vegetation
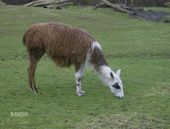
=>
[2,0,170,6]
[2,0,32,5]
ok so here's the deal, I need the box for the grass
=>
[0,5,170,129]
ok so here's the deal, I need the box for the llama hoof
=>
[80,90,85,94]
[33,90,39,94]
[77,92,84,96]
[77,91,85,96]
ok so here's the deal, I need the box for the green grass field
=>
[0,5,170,129]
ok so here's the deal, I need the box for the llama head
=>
[99,66,124,99]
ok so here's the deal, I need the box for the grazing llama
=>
[23,22,124,99]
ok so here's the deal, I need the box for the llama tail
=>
[23,27,32,45]
[23,36,26,45]
[23,31,28,45]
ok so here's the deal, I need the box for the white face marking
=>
[99,65,124,98]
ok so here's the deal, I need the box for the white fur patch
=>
[92,41,102,50]
[75,65,84,79]
[84,41,102,69]
[99,65,112,78]
[85,52,93,69]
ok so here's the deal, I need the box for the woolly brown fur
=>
[23,22,95,67]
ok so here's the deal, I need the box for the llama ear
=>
[117,69,121,76]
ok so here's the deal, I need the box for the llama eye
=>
[112,83,120,89]
[110,72,114,79]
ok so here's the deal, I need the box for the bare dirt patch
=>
[145,82,170,97]
[77,113,165,129]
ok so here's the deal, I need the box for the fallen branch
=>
[95,0,136,14]
[46,4,63,9]
[164,2,170,8]
[0,0,5,5]
[25,0,73,9]
[24,0,44,7]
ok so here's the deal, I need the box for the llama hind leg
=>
[75,64,85,96]
[27,48,44,93]
[28,62,38,93]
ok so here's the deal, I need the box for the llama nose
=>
[116,95,124,99]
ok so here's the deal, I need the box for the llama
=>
[23,22,124,99]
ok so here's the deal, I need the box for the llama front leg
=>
[75,64,85,96]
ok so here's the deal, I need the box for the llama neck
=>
[88,42,111,85]
[96,65,112,86]
[90,47,107,71]
[98,65,111,77]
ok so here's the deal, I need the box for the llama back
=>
[23,22,96,67]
